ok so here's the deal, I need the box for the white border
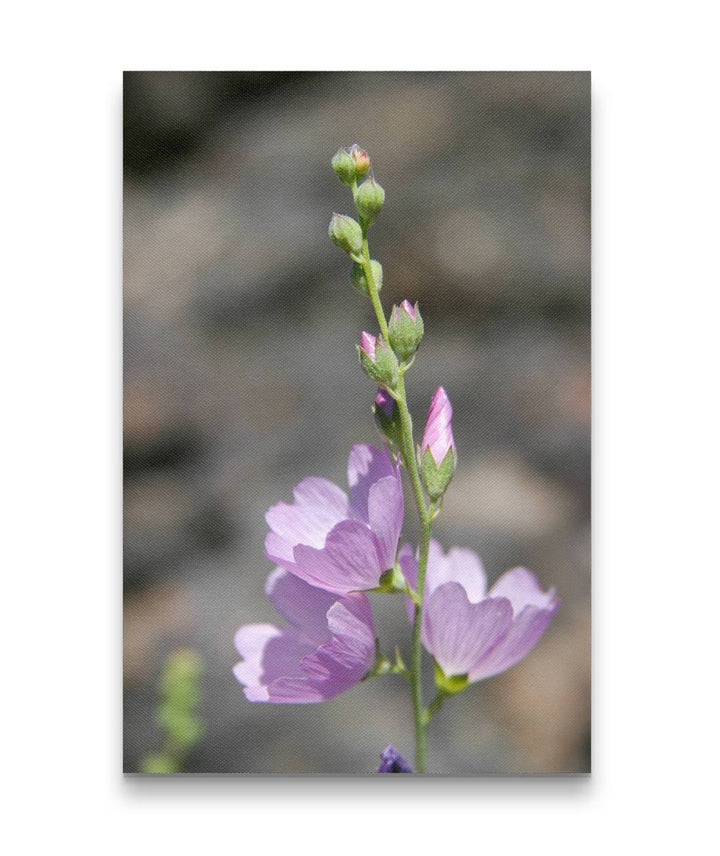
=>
[5,1,717,851]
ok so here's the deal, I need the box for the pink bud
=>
[399,299,417,321]
[374,387,395,419]
[360,331,377,361]
[421,387,455,464]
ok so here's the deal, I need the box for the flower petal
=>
[468,604,558,682]
[367,474,404,569]
[423,540,487,601]
[234,624,316,702]
[298,597,376,698]
[293,519,385,593]
[264,567,337,645]
[422,583,513,677]
[265,476,349,554]
[488,567,557,614]
[347,444,396,523]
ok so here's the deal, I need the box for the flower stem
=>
[357,215,433,773]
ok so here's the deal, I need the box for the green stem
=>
[356,212,433,773]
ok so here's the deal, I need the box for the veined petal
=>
[233,578,376,704]
[367,474,404,569]
[421,387,454,464]
[296,596,375,699]
[468,603,558,682]
[265,476,349,551]
[488,567,557,614]
[423,583,513,677]
[422,540,487,601]
[234,624,316,702]
[265,567,336,645]
[293,519,385,593]
[347,444,397,523]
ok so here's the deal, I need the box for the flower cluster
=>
[233,144,559,773]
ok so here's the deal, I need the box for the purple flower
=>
[265,444,404,594]
[421,386,455,465]
[378,744,412,773]
[233,568,376,703]
[399,540,559,682]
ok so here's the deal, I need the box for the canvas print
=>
[124,71,590,774]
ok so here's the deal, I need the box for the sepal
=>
[420,445,456,500]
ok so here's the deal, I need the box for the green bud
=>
[388,300,424,361]
[355,178,385,226]
[358,333,398,388]
[349,259,383,296]
[420,445,456,500]
[331,148,356,185]
[434,662,469,695]
[328,213,363,257]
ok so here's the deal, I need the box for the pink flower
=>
[399,540,558,682]
[234,568,375,703]
[264,444,404,594]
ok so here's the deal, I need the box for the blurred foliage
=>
[140,649,204,774]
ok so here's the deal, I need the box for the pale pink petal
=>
[400,540,487,617]
[468,603,558,682]
[488,567,557,614]
[367,474,404,569]
[264,567,337,645]
[234,624,317,703]
[422,583,513,677]
[441,547,487,601]
[233,580,376,704]
[265,476,349,553]
[347,444,396,522]
[293,519,385,593]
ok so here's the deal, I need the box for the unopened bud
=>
[420,387,457,499]
[349,144,371,179]
[350,259,383,296]
[358,332,398,388]
[373,387,403,448]
[355,178,385,226]
[328,213,363,257]
[377,744,412,773]
[388,300,424,361]
[331,148,357,185]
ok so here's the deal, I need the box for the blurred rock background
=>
[123,71,590,774]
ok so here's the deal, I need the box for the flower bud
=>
[355,178,385,226]
[349,259,383,296]
[331,148,357,185]
[328,213,363,257]
[388,299,424,361]
[377,744,412,773]
[373,387,403,448]
[358,332,398,388]
[420,386,456,500]
[349,144,371,179]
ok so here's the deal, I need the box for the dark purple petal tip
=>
[378,744,412,773]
